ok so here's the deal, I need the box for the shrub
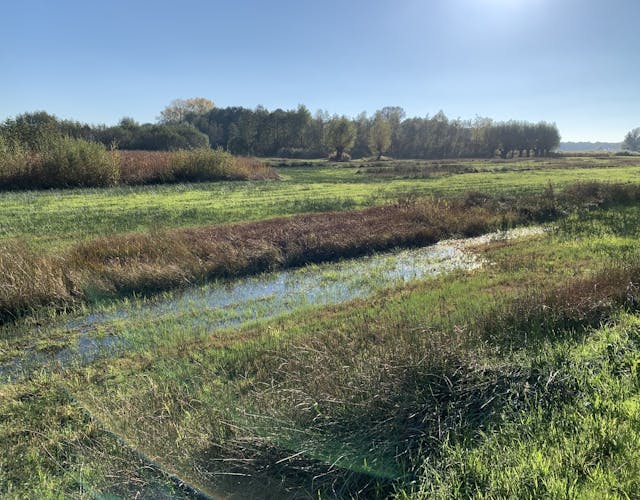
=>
[37,136,120,188]
[0,139,35,187]
[0,136,120,189]
[329,152,351,162]
[0,240,72,322]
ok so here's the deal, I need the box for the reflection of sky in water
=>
[65,242,476,335]
[2,226,543,379]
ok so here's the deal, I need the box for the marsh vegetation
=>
[3,155,640,498]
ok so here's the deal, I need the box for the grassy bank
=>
[3,160,640,497]
[50,203,640,498]
[3,180,637,324]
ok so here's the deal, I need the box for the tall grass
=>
[1,181,640,323]
[67,227,640,497]
[118,148,279,184]
[0,142,278,190]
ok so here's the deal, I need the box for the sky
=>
[1,0,638,142]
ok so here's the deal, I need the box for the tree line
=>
[171,103,560,159]
[1,101,561,160]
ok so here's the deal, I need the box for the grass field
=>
[3,156,640,250]
[3,156,640,498]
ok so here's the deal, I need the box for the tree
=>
[533,122,560,157]
[379,106,405,156]
[325,116,356,161]
[0,111,61,150]
[159,98,215,124]
[622,128,640,151]
[368,112,392,160]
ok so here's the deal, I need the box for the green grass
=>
[18,206,633,497]
[5,158,640,497]
[2,157,640,251]
[409,312,640,498]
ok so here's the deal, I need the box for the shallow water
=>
[1,226,543,380]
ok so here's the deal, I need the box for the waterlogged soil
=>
[1,227,543,380]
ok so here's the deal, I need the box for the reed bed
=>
[0,141,278,190]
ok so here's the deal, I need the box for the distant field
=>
[2,155,640,250]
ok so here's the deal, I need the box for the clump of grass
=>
[409,312,640,498]
[118,150,172,184]
[118,149,278,185]
[0,240,73,322]
[167,147,241,182]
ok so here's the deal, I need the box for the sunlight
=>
[478,0,527,9]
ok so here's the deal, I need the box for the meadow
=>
[3,155,640,498]
[3,155,640,250]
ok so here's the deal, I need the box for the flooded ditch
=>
[1,226,544,381]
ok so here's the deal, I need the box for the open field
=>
[4,156,640,497]
[3,155,640,250]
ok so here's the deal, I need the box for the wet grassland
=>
[4,156,640,497]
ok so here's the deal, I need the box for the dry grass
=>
[117,150,279,185]
[1,181,640,323]
[0,146,278,190]
[118,151,172,184]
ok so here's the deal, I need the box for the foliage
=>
[0,136,120,189]
[0,111,99,149]
[622,127,640,151]
[368,112,392,160]
[325,116,357,161]
[158,97,216,124]
[1,108,561,159]
[100,122,210,151]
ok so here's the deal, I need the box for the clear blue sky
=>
[1,0,638,141]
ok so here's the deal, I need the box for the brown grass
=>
[118,151,172,185]
[67,200,512,298]
[1,181,640,323]
[116,150,279,185]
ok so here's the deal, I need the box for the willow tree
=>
[325,116,356,161]
[623,128,640,151]
[368,112,392,160]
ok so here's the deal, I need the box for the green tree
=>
[622,128,640,151]
[325,116,356,161]
[368,112,392,160]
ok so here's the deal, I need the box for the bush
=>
[0,138,33,186]
[0,136,120,189]
[167,148,242,182]
[123,123,210,151]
